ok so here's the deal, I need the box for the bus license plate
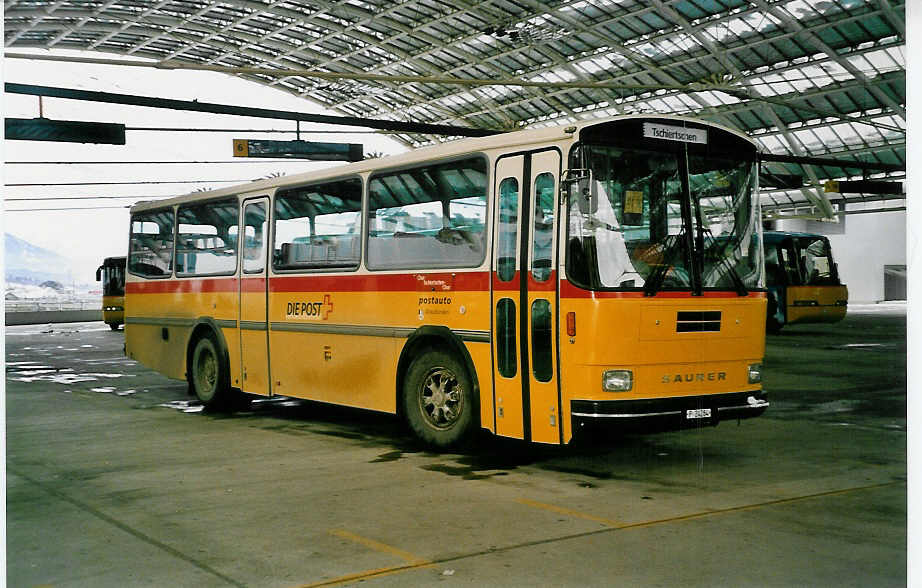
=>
[686,408,711,420]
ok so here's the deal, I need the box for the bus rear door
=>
[491,149,561,444]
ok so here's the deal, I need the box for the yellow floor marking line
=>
[295,563,428,588]
[295,481,903,587]
[329,529,430,566]
[520,480,903,532]
[516,498,626,527]
[291,530,433,588]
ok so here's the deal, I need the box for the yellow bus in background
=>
[764,231,848,333]
[124,115,768,447]
[96,255,126,330]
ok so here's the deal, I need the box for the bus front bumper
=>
[571,391,768,433]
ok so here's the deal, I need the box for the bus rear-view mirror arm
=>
[561,168,598,215]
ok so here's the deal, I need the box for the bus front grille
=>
[676,311,721,333]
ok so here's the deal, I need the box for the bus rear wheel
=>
[190,335,232,410]
[403,349,476,448]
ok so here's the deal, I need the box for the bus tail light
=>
[566,312,576,336]
[602,370,633,392]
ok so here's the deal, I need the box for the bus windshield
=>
[566,143,762,294]
[102,262,125,297]
[782,235,838,286]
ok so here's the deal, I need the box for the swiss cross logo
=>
[321,294,334,320]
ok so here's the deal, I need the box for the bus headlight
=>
[602,370,633,392]
[748,363,762,384]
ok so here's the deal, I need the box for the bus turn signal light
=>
[566,312,576,336]
[748,363,762,384]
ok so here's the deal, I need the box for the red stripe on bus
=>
[126,273,765,299]
[493,272,519,291]
[269,271,491,293]
[126,278,238,294]
[491,270,557,292]
[527,270,557,291]
[240,277,267,292]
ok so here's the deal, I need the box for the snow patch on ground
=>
[159,400,205,413]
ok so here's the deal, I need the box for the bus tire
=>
[190,334,232,410]
[402,349,476,448]
[108,323,120,331]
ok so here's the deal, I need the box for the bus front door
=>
[238,197,272,396]
[491,150,561,444]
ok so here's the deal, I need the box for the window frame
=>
[495,176,520,283]
[530,171,556,283]
[241,198,269,275]
[175,196,241,278]
[271,175,364,274]
[365,153,490,272]
[128,206,177,280]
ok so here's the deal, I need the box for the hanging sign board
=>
[233,139,363,161]
[6,117,126,144]
[643,122,708,145]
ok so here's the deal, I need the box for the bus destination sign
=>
[643,123,708,145]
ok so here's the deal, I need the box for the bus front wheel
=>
[403,349,476,448]
[190,335,231,410]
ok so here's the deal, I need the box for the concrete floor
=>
[5,304,906,587]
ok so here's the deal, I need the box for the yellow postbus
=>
[125,115,768,447]
[763,231,848,332]
[96,255,126,330]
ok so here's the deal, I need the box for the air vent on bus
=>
[676,311,721,333]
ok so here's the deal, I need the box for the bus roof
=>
[131,113,756,213]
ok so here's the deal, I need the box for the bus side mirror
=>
[562,169,597,214]
[96,267,102,281]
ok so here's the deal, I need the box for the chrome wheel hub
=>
[420,367,462,430]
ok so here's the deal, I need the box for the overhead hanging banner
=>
[5,117,126,144]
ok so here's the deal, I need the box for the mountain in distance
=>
[5,233,80,285]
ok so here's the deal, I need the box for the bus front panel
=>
[558,292,766,441]
[785,284,848,325]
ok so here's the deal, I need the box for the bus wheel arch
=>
[186,320,234,410]
[396,327,480,447]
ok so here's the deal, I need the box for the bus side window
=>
[779,244,800,284]
[496,177,519,282]
[128,210,175,278]
[764,245,784,285]
[274,178,362,271]
[531,172,555,282]
[367,156,487,270]
[242,202,267,273]
[176,197,239,277]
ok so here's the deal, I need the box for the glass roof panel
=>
[2,0,904,210]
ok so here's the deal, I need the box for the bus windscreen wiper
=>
[643,230,685,297]
[701,226,748,296]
